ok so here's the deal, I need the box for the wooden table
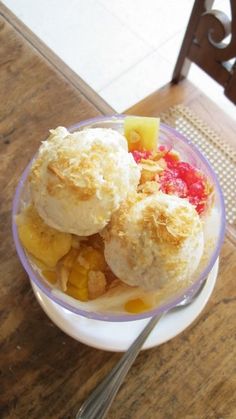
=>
[1,4,236,419]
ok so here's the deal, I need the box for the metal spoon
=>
[76,280,206,419]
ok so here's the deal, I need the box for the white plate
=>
[32,259,218,352]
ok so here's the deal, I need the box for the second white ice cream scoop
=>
[103,192,204,291]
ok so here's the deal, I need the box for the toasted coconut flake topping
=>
[140,197,202,246]
[138,181,160,195]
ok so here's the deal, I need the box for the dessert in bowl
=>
[12,115,225,322]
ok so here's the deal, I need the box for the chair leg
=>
[172,0,214,83]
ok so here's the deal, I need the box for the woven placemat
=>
[160,105,236,243]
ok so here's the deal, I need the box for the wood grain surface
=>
[1,5,236,419]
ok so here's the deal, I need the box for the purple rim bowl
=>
[12,115,226,322]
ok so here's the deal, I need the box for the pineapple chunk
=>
[124,116,160,152]
[16,205,72,268]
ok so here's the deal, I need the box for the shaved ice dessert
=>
[13,115,224,319]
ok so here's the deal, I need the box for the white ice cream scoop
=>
[103,192,204,291]
[29,127,140,236]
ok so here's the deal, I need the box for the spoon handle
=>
[76,314,163,419]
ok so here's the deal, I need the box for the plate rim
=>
[31,259,219,352]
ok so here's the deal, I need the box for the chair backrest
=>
[172,0,236,104]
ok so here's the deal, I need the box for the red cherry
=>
[154,156,210,215]
[177,162,199,186]
[176,161,192,174]
[196,202,206,214]
[132,150,152,163]
[188,180,205,198]
[173,178,188,197]
[164,154,178,169]
[188,195,207,214]
[160,175,188,198]
[188,195,199,206]
[158,145,170,153]
[161,168,179,180]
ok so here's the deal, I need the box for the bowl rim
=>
[12,114,226,322]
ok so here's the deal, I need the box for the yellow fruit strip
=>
[16,205,72,268]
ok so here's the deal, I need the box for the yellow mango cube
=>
[124,298,151,314]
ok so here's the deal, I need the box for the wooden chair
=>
[173,0,236,103]
[126,0,236,243]
[127,0,236,119]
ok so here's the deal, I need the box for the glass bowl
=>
[12,115,225,322]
